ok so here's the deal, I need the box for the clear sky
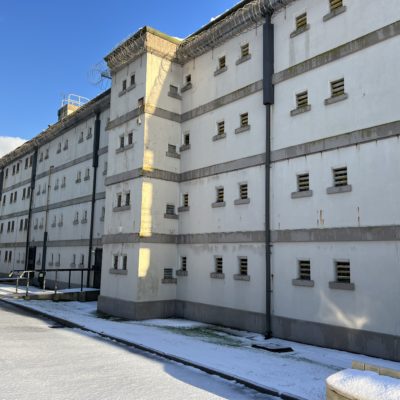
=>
[0,0,239,146]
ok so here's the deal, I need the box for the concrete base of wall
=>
[97,296,266,333]
[272,315,400,362]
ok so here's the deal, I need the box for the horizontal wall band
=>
[106,80,263,131]
[2,146,108,194]
[0,238,102,249]
[181,153,265,182]
[273,20,400,84]
[105,168,180,186]
[181,80,263,122]
[103,231,266,245]
[105,154,266,186]
[271,120,400,162]
[0,192,106,221]
[272,225,400,243]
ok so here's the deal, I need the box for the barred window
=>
[330,78,345,98]
[239,184,248,200]
[218,56,226,69]
[333,167,348,187]
[122,255,127,270]
[217,121,225,135]
[296,13,307,30]
[330,0,343,11]
[166,204,175,215]
[215,257,223,274]
[296,91,309,108]
[164,268,173,279]
[239,257,248,276]
[241,43,249,58]
[216,187,224,203]
[298,260,311,280]
[113,255,119,270]
[181,256,187,271]
[336,261,351,283]
[183,193,189,207]
[297,174,310,192]
[240,113,249,127]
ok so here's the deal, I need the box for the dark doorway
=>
[93,248,102,289]
[27,247,36,271]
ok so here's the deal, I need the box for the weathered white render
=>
[1,0,399,361]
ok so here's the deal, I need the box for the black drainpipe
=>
[87,112,101,287]
[263,13,274,339]
[25,149,38,271]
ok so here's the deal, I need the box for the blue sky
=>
[0,0,238,144]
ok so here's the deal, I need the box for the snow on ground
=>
[327,369,400,400]
[0,283,97,297]
[5,299,400,400]
[0,301,275,400]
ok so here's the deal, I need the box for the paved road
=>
[0,302,277,400]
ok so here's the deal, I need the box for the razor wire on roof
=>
[105,29,147,71]
[176,0,270,62]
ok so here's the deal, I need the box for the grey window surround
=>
[113,205,131,212]
[116,143,134,154]
[290,24,310,38]
[181,82,193,93]
[325,93,349,106]
[178,206,190,212]
[323,5,347,22]
[179,144,191,152]
[236,54,252,65]
[110,268,128,275]
[292,279,315,287]
[212,201,226,208]
[176,270,188,277]
[210,272,225,279]
[329,281,355,291]
[166,151,181,159]
[161,278,177,284]
[327,184,352,194]
[212,133,226,141]
[168,91,182,101]
[164,213,179,220]
[118,89,127,97]
[291,190,313,199]
[233,274,250,281]
[127,83,136,92]
[234,198,250,205]
[235,125,251,134]
[291,105,311,116]
[214,66,228,76]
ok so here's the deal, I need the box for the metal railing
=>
[7,268,90,296]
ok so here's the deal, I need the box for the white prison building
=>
[0,0,399,361]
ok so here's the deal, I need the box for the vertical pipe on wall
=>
[25,149,38,271]
[263,13,274,338]
[87,113,101,287]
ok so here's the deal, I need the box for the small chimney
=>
[58,94,89,121]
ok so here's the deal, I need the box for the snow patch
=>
[327,369,400,400]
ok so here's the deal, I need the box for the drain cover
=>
[252,344,293,353]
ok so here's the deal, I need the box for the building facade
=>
[1,0,399,360]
